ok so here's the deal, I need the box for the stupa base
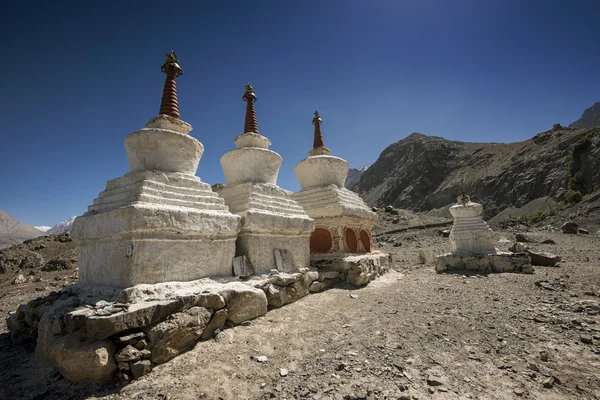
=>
[435,251,533,274]
[310,251,392,286]
[237,232,311,274]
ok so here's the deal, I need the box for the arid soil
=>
[1,212,599,400]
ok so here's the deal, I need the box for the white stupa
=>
[293,112,377,255]
[72,52,241,287]
[217,84,314,274]
[435,194,532,274]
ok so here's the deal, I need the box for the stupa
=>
[435,194,532,273]
[218,84,314,274]
[72,51,241,287]
[293,111,378,255]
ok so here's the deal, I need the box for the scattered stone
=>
[214,331,234,344]
[439,229,451,238]
[527,250,561,266]
[385,205,394,212]
[349,294,359,299]
[371,207,378,212]
[542,376,554,388]
[134,339,148,350]
[42,259,71,272]
[509,242,529,253]
[280,368,289,377]
[268,272,299,287]
[515,233,533,243]
[256,355,268,363]
[130,359,152,380]
[12,274,27,285]
[541,239,556,245]
[114,345,142,363]
[540,351,549,362]
[561,222,578,234]
[232,255,254,278]
[426,370,446,386]
[514,388,524,396]
[580,335,593,344]
[578,228,589,235]
[140,349,151,359]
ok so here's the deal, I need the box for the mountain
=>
[352,126,600,218]
[345,164,371,188]
[0,210,43,249]
[47,216,76,235]
[34,226,52,233]
[569,102,600,129]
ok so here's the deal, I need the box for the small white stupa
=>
[72,51,241,287]
[293,111,377,255]
[218,84,314,274]
[435,194,532,273]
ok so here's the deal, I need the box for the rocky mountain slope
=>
[352,126,600,218]
[0,211,43,249]
[345,164,371,188]
[569,102,600,129]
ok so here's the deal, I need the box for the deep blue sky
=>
[1,0,599,226]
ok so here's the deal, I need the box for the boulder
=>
[145,307,211,364]
[561,222,578,234]
[198,292,225,310]
[219,284,268,324]
[201,309,228,339]
[308,281,326,292]
[303,270,319,287]
[268,272,301,287]
[527,250,561,266]
[264,280,309,307]
[40,331,117,382]
[439,229,451,238]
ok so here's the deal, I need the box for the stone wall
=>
[7,252,391,383]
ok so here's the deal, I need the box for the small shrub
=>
[520,211,547,225]
[565,189,583,204]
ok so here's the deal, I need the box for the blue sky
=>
[1,0,599,226]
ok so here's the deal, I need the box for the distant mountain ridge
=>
[47,216,76,235]
[0,211,43,249]
[351,126,600,218]
[569,102,600,129]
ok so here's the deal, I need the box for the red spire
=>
[159,50,183,119]
[312,110,324,149]
[242,84,259,134]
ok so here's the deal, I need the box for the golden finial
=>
[242,83,257,102]
[312,110,322,125]
[161,50,182,77]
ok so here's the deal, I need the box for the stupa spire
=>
[312,111,325,149]
[159,50,183,119]
[309,110,331,156]
[242,84,260,134]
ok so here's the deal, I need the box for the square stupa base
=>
[310,251,392,286]
[237,232,311,275]
[435,251,533,274]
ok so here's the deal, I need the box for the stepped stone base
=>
[435,251,533,274]
[310,251,392,286]
[217,182,314,274]
[8,263,389,383]
[73,171,240,287]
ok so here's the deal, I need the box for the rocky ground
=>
[1,210,599,400]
